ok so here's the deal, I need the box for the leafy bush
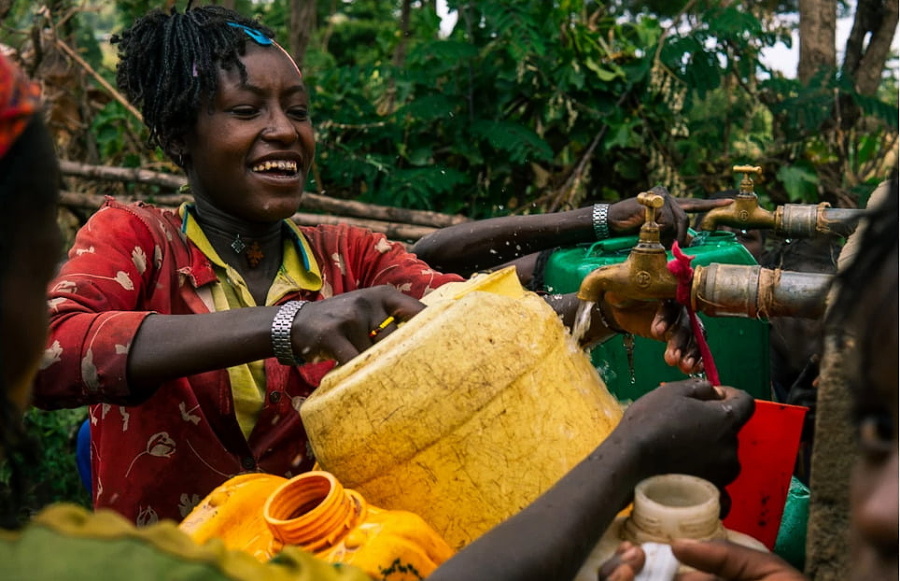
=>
[0,407,91,523]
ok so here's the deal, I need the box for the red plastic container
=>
[723,400,808,549]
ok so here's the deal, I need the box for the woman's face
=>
[183,43,316,223]
[1,202,62,412]
[847,260,898,581]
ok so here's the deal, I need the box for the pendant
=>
[246,241,264,268]
[231,234,247,254]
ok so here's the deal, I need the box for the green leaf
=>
[777,165,820,203]
[407,40,479,67]
[407,146,434,167]
[471,120,553,163]
[400,94,459,122]
[585,58,621,82]
[708,6,762,39]
[851,92,900,130]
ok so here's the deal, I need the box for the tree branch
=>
[58,160,469,229]
[58,191,437,244]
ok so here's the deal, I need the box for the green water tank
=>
[543,231,771,402]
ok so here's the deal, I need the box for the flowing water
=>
[572,300,594,345]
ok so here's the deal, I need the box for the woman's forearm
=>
[411,209,593,277]
[126,307,281,392]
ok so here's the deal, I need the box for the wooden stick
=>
[60,160,185,189]
[54,38,144,122]
[291,212,437,242]
[58,191,437,242]
[59,160,469,229]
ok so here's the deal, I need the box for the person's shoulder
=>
[88,197,184,238]
[297,222,375,237]
[297,222,392,249]
[98,196,177,219]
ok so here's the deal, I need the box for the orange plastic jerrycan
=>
[179,472,287,561]
[264,471,454,578]
[179,471,454,579]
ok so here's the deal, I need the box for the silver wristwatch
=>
[271,300,308,365]
[592,203,611,240]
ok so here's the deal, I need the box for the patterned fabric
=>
[0,52,41,159]
[33,198,463,525]
[0,503,372,580]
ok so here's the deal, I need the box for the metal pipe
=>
[817,207,864,237]
[691,263,833,319]
[775,204,865,239]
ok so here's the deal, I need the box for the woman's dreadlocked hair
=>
[111,3,275,163]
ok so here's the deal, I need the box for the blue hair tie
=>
[227,22,273,46]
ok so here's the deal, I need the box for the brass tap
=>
[577,192,679,306]
[697,165,776,231]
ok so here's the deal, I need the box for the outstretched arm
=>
[127,285,425,392]
[411,193,732,279]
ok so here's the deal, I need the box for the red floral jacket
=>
[33,198,462,525]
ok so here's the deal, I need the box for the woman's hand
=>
[608,189,733,246]
[600,293,702,375]
[598,540,806,581]
[616,378,754,487]
[597,541,646,581]
[670,539,807,580]
[291,285,426,364]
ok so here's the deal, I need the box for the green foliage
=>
[54,0,900,217]
[777,163,820,203]
[0,408,91,520]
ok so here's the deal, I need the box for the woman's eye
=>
[289,107,309,121]
[858,413,894,457]
[231,107,258,117]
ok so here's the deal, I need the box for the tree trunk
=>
[57,160,469,229]
[843,0,900,96]
[797,0,836,84]
[393,0,413,68]
[289,0,317,69]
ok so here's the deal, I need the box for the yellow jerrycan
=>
[301,266,624,549]
[179,471,454,579]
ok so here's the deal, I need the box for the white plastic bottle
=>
[575,474,768,581]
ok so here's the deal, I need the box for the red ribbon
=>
[666,242,720,385]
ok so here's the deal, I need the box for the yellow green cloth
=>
[0,504,371,580]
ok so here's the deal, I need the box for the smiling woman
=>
[32,4,465,526]
[31,2,714,531]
